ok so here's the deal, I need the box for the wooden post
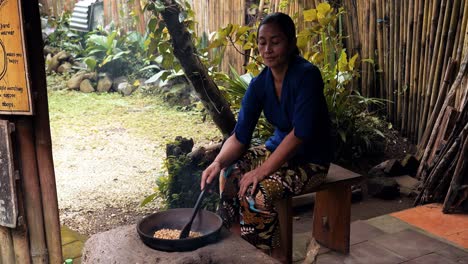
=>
[23,2,64,263]
[313,184,351,254]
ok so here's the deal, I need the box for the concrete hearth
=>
[81,225,280,264]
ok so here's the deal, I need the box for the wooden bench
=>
[275,163,363,263]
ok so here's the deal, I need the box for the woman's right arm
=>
[200,134,246,190]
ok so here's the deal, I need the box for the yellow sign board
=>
[0,0,32,115]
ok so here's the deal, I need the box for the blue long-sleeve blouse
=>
[234,56,332,165]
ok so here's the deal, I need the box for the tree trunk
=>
[159,0,236,137]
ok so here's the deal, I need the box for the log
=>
[443,127,468,213]
[159,0,236,137]
[417,53,468,171]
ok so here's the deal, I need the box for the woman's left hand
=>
[238,168,266,198]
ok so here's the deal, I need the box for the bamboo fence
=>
[37,0,468,143]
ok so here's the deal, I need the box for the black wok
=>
[137,208,223,251]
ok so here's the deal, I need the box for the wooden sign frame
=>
[0,0,33,115]
[0,120,18,228]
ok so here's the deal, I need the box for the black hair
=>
[257,12,300,57]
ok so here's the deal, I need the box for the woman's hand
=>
[238,168,266,198]
[201,161,222,190]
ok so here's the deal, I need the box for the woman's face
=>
[257,23,291,70]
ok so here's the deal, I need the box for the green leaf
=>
[303,9,317,22]
[140,193,158,207]
[154,1,165,12]
[338,50,348,72]
[349,54,359,70]
[338,130,347,143]
[317,2,332,17]
[83,57,97,71]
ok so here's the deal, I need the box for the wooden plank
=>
[0,0,33,115]
[313,184,352,254]
[0,120,17,228]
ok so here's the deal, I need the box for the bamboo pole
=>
[417,53,468,177]
[416,0,432,142]
[392,0,400,125]
[451,0,464,64]
[16,119,48,264]
[11,225,31,264]
[419,0,439,141]
[428,0,453,124]
[443,127,468,213]
[439,0,462,90]
[383,1,391,118]
[376,0,384,100]
[455,0,468,63]
[24,1,65,262]
[396,0,406,129]
[360,0,370,97]
[401,0,414,136]
[409,0,423,141]
[11,163,31,264]
[368,0,376,98]
[419,0,446,139]
[0,227,15,264]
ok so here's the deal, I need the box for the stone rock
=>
[400,154,419,176]
[112,76,128,92]
[57,62,73,74]
[67,72,97,90]
[55,50,70,62]
[367,176,400,200]
[368,160,389,178]
[47,53,60,73]
[82,225,280,264]
[43,45,59,56]
[97,74,113,93]
[80,79,95,93]
[116,82,134,96]
[383,159,404,176]
[394,175,420,197]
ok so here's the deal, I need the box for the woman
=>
[201,12,332,260]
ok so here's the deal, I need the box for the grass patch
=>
[48,90,222,146]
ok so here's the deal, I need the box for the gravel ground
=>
[53,123,164,236]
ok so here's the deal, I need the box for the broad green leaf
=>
[317,2,332,17]
[349,54,359,70]
[83,57,97,71]
[303,9,317,22]
[237,26,251,36]
[338,50,348,72]
[297,35,309,49]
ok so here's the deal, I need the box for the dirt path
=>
[49,89,220,236]
[54,124,161,235]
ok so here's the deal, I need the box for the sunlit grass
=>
[47,90,222,146]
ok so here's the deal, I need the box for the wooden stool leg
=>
[276,197,292,264]
[313,184,351,254]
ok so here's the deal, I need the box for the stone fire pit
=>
[81,225,280,263]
